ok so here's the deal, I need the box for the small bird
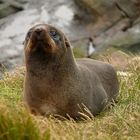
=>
[87,37,96,58]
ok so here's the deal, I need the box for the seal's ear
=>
[64,36,70,48]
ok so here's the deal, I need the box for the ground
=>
[0,56,140,140]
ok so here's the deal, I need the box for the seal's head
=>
[24,24,70,65]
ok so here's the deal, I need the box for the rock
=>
[97,23,140,53]
[117,0,140,19]
[74,0,121,23]
[73,0,140,37]
[0,0,26,19]
[74,0,140,21]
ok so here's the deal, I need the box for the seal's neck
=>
[25,47,78,79]
[62,47,77,70]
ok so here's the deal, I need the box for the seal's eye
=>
[27,31,32,38]
[50,30,60,41]
[25,31,32,42]
[50,30,56,37]
[23,31,32,45]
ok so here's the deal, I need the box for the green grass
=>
[0,59,140,140]
[73,47,85,58]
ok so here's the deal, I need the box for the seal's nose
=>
[33,27,46,41]
[35,28,43,34]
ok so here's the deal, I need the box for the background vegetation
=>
[0,55,140,140]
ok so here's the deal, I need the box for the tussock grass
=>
[73,47,85,58]
[0,59,140,140]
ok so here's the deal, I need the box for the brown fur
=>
[23,24,119,118]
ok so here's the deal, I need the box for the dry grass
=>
[0,58,140,140]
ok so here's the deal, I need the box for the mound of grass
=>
[0,59,140,140]
[73,47,85,58]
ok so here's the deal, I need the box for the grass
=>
[0,58,140,140]
[73,47,85,58]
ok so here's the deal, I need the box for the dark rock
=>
[96,23,140,54]
[73,0,140,33]
[73,0,140,54]
[0,0,27,19]
[74,0,122,22]
[74,0,140,21]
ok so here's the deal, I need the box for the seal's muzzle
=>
[32,27,46,42]
[25,24,59,53]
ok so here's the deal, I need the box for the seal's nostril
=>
[35,28,43,34]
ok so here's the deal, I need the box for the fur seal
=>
[23,24,119,119]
